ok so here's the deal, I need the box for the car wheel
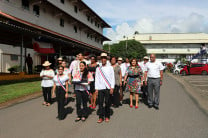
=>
[201,71,207,75]
[181,71,187,76]
[175,71,179,74]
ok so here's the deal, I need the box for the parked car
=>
[173,64,185,74]
[180,63,208,75]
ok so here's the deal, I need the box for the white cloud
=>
[83,0,208,43]
[104,13,208,44]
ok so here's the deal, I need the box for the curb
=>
[0,92,42,110]
[167,73,208,116]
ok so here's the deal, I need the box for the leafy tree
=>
[103,40,147,59]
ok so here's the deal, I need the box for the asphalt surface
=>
[0,74,208,138]
[180,75,208,100]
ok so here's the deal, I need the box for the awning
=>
[0,11,108,54]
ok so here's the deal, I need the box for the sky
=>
[83,0,208,43]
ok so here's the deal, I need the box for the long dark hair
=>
[80,61,88,81]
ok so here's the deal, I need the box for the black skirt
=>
[90,81,95,93]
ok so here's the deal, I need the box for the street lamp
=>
[123,35,128,56]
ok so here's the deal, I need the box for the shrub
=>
[7,65,21,74]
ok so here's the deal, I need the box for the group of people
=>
[40,52,164,123]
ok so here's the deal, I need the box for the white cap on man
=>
[100,53,107,57]
[143,56,149,60]
[57,57,63,61]
[118,57,123,61]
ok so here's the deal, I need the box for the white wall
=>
[0,0,103,49]
[0,44,41,73]
[145,44,201,54]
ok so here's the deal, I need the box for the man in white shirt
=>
[69,53,86,82]
[140,56,149,103]
[121,58,130,78]
[138,58,142,67]
[144,54,164,110]
[117,57,124,99]
[95,53,115,123]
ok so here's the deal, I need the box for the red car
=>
[180,63,208,75]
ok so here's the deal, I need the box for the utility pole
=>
[123,35,128,57]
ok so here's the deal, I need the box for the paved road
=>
[0,74,208,138]
[179,75,208,100]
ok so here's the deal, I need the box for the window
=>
[95,21,97,26]
[87,33,90,38]
[60,0,64,4]
[74,26,77,33]
[190,64,204,68]
[22,0,29,10]
[91,19,93,24]
[87,16,90,21]
[90,35,93,40]
[60,18,64,27]
[33,5,40,16]
[74,5,78,13]
[97,24,100,28]
[11,55,18,61]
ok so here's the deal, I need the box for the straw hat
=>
[143,56,149,60]
[57,57,63,61]
[100,53,107,57]
[42,61,51,67]
[118,57,123,61]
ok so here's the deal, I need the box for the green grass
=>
[0,81,41,103]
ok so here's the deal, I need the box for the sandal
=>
[97,118,103,123]
[42,102,47,105]
[81,117,86,122]
[75,117,81,122]
[105,118,110,122]
[46,103,51,106]
[92,105,96,109]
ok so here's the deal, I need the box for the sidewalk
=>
[168,73,208,115]
[1,74,208,138]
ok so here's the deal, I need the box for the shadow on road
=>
[122,98,148,106]
[64,107,74,119]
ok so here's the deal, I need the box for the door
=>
[190,64,202,74]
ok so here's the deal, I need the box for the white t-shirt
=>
[138,61,142,67]
[63,68,70,75]
[145,61,164,78]
[40,69,55,87]
[140,61,148,73]
[69,59,87,77]
[85,60,91,65]
[53,75,69,86]
[120,63,130,77]
[74,72,94,91]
